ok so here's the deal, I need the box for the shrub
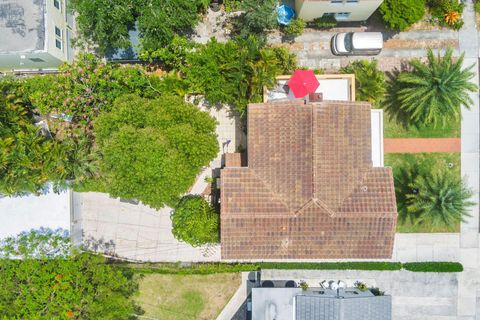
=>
[340,60,386,106]
[171,195,220,247]
[93,94,218,209]
[312,15,337,29]
[476,0,480,14]
[403,262,463,272]
[354,281,368,291]
[429,0,464,30]
[283,18,306,37]
[139,35,195,70]
[299,280,309,290]
[233,0,277,37]
[379,0,425,31]
[258,261,402,271]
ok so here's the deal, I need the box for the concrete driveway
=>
[72,192,220,262]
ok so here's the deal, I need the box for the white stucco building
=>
[294,0,384,22]
[0,0,76,72]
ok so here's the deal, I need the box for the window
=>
[331,0,342,3]
[335,12,351,20]
[346,0,359,3]
[55,26,63,50]
[53,0,60,9]
[30,58,45,63]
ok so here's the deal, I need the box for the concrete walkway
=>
[384,138,461,153]
[457,1,480,318]
[267,28,459,71]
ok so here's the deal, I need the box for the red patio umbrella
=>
[287,70,320,98]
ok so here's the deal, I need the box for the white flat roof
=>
[267,78,351,102]
[0,187,70,239]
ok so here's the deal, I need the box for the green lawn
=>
[385,152,461,233]
[134,273,240,320]
[383,116,460,138]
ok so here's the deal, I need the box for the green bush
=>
[340,60,386,106]
[283,19,306,37]
[312,15,337,29]
[233,0,277,37]
[403,262,463,272]
[379,0,425,31]
[429,0,464,30]
[171,195,220,247]
[476,0,480,14]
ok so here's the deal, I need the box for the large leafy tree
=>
[0,254,139,318]
[93,94,218,209]
[385,48,477,127]
[340,59,386,106]
[171,195,219,246]
[69,0,136,55]
[406,173,474,230]
[69,0,208,54]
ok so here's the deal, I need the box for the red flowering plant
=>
[25,53,154,125]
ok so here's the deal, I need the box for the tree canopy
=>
[69,0,208,55]
[340,60,385,107]
[93,94,219,208]
[0,229,140,319]
[171,195,220,246]
[182,36,297,115]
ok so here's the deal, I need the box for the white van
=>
[331,32,383,56]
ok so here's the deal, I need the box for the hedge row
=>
[117,261,462,275]
[403,262,463,273]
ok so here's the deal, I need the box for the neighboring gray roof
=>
[0,0,45,53]
[295,295,392,320]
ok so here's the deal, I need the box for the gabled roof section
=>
[248,101,373,213]
[221,100,397,259]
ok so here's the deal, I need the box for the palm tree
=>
[341,59,386,106]
[406,173,474,231]
[395,47,477,127]
[393,163,421,224]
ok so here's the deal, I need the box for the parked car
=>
[331,32,383,56]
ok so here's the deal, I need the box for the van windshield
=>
[344,33,353,52]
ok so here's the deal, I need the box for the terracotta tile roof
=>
[220,100,397,259]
